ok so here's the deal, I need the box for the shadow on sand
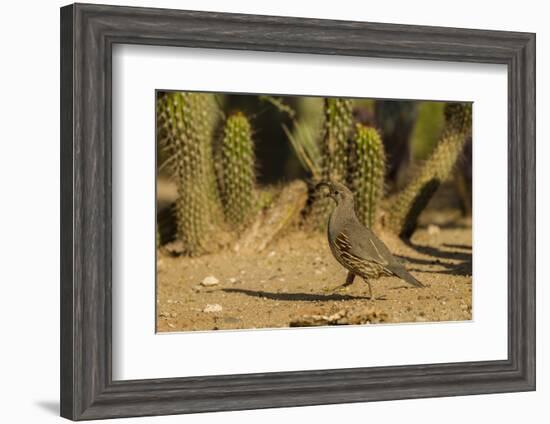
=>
[222,288,372,302]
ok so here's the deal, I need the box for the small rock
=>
[203,304,223,313]
[228,277,239,284]
[427,224,441,236]
[268,251,276,258]
[167,323,176,329]
[201,276,219,287]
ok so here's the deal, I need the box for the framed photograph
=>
[60,3,535,420]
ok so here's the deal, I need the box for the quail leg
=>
[364,279,386,300]
[331,271,356,292]
[365,280,373,299]
[344,271,356,286]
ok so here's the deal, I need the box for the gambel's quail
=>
[317,181,424,299]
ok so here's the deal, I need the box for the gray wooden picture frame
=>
[60,3,536,421]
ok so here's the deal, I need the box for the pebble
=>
[268,251,276,258]
[203,304,223,313]
[427,225,441,236]
[201,276,219,287]
[228,277,239,284]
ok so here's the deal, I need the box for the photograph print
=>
[156,91,472,332]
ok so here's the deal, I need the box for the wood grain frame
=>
[60,3,536,420]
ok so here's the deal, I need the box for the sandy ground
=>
[156,210,472,332]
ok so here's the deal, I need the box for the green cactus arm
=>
[218,112,256,228]
[350,124,386,228]
[386,103,472,239]
[156,92,219,255]
[323,98,354,182]
[305,98,354,230]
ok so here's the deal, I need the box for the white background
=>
[113,45,508,380]
[0,0,546,423]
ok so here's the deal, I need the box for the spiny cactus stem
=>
[351,124,386,228]
[219,112,256,228]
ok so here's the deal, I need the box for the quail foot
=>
[317,181,424,300]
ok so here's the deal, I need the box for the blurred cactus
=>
[306,98,353,229]
[218,112,256,227]
[446,102,473,216]
[350,125,386,228]
[445,102,472,135]
[375,101,418,187]
[157,92,218,255]
[386,103,472,239]
[410,102,445,160]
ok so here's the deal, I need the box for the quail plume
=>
[317,181,424,299]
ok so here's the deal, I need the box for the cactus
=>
[218,112,256,227]
[306,98,353,229]
[156,92,218,255]
[444,102,472,136]
[323,98,354,182]
[350,125,386,228]
[386,103,472,239]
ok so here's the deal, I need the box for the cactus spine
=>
[350,125,386,228]
[386,103,472,238]
[307,98,354,229]
[157,92,218,255]
[219,112,256,227]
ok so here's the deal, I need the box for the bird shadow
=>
[222,288,372,302]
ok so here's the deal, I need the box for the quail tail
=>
[388,264,425,288]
